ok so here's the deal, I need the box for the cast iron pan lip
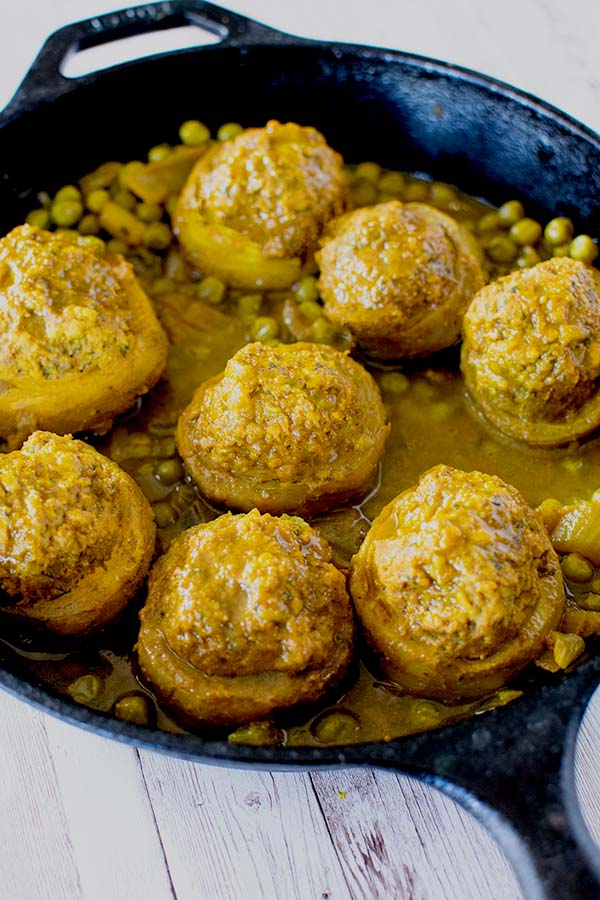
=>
[1,17,600,770]
[2,30,600,152]
[0,638,595,768]
[0,653,533,764]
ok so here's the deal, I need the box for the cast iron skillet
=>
[1,3,600,896]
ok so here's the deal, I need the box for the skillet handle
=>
[1,1,294,120]
[420,715,598,900]
[368,669,600,900]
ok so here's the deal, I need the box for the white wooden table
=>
[1,2,600,897]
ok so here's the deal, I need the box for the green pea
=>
[250,316,279,341]
[430,182,456,206]
[106,238,129,256]
[197,275,226,305]
[217,122,243,141]
[352,180,377,205]
[55,185,82,203]
[378,171,405,195]
[238,293,263,317]
[51,199,84,227]
[153,501,176,528]
[498,200,525,226]
[148,143,171,162]
[137,202,163,223]
[26,208,50,229]
[509,218,542,246]
[311,317,336,343]
[312,710,359,743]
[179,120,211,146]
[517,246,541,268]
[553,243,571,258]
[379,371,409,394]
[486,235,518,262]
[403,181,429,202]
[228,721,283,746]
[86,188,110,213]
[477,211,501,233]
[294,275,320,304]
[114,694,152,726]
[544,217,574,246]
[69,674,102,704]
[354,161,381,183]
[155,458,184,485]
[299,300,323,321]
[143,222,172,250]
[78,214,100,236]
[113,190,137,212]
[569,235,599,264]
[561,552,594,582]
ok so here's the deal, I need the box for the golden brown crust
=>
[0,431,155,635]
[0,225,168,447]
[316,201,484,359]
[174,120,349,289]
[137,509,354,726]
[176,341,390,516]
[461,257,600,446]
[349,465,565,701]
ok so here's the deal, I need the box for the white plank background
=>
[1,1,600,898]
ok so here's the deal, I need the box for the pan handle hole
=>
[61,25,221,80]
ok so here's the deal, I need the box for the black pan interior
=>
[1,43,600,235]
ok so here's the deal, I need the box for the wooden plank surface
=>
[0,693,82,900]
[138,751,351,899]
[310,769,521,900]
[1,1,600,898]
[44,717,175,900]
[3,689,600,900]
